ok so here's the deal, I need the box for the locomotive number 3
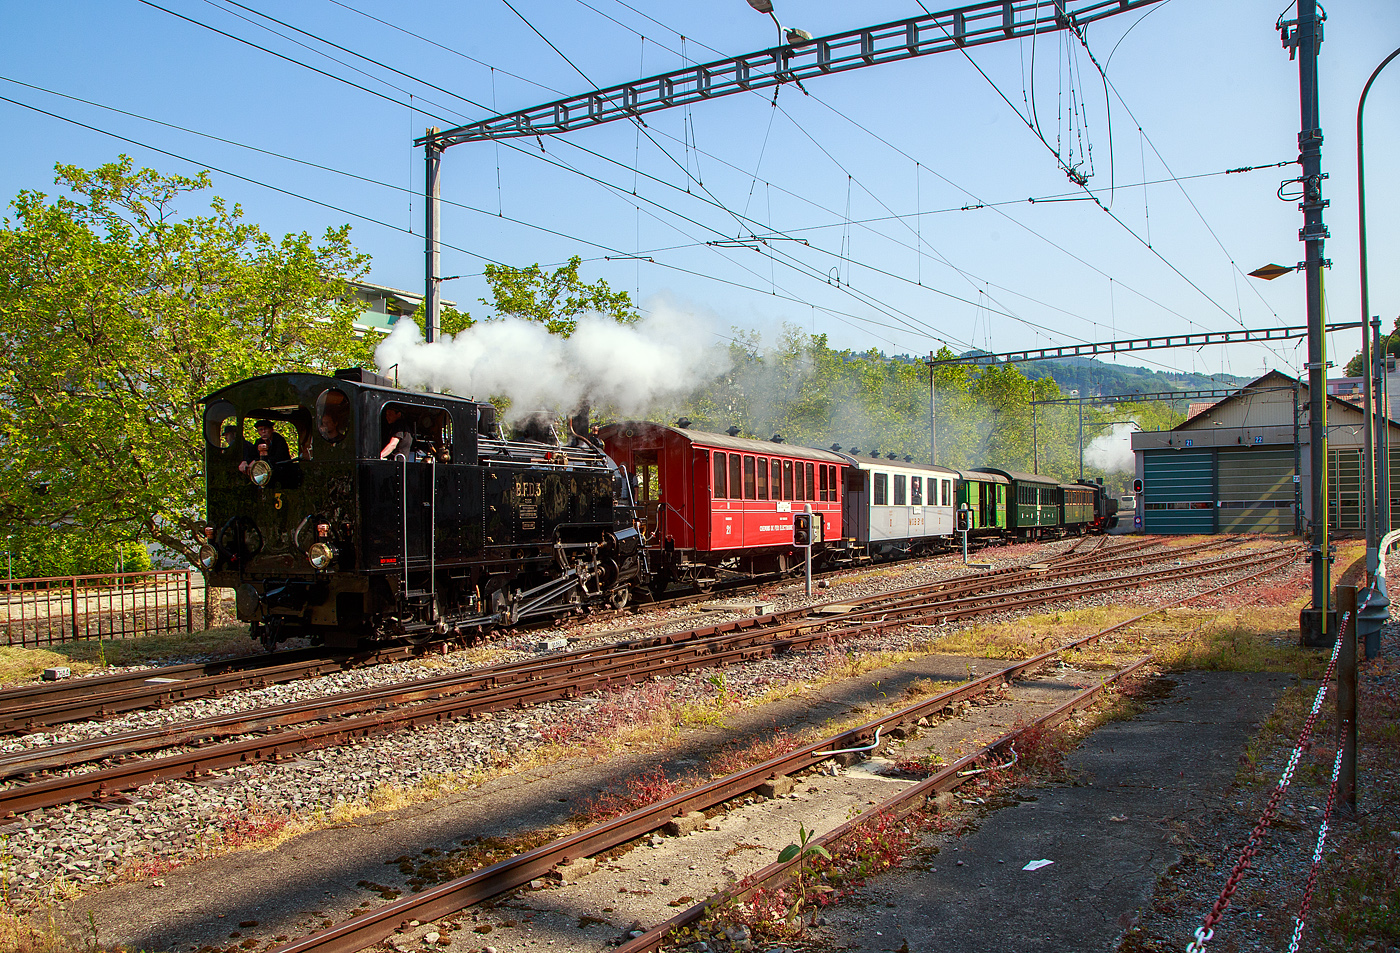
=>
[274,493,283,510]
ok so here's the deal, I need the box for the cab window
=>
[315,388,350,444]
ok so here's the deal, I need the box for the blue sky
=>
[2,0,1397,385]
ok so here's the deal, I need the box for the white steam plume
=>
[374,304,730,422]
[1083,421,1137,473]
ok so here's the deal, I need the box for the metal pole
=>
[1077,394,1085,482]
[424,127,443,343]
[1364,311,1376,582]
[1032,404,1038,475]
[1375,319,1387,556]
[803,504,813,597]
[1336,584,1358,817]
[1293,381,1303,536]
[927,352,937,466]
[1295,0,1331,640]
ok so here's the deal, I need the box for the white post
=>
[803,503,813,597]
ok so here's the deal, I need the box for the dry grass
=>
[0,624,257,688]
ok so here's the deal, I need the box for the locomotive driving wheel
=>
[608,586,630,611]
[254,618,283,653]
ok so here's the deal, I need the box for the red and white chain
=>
[1286,746,1345,953]
[1185,609,1351,953]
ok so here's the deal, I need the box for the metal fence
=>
[1,570,201,647]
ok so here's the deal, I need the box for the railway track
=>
[263,551,1286,953]
[0,535,1144,734]
[0,539,1290,820]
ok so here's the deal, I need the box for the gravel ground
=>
[1115,617,1400,953]
[0,537,1296,915]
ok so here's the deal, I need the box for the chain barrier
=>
[1286,746,1345,953]
[1184,607,1354,953]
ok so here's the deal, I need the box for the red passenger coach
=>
[598,422,846,589]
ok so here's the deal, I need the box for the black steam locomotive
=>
[200,369,644,649]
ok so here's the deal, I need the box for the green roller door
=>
[1329,449,1362,531]
[1218,448,1294,533]
[1142,450,1215,534]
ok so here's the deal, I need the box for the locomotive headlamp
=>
[307,542,337,569]
[198,543,218,571]
[249,460,272,486]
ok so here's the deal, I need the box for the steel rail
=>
[0,536,1129,732]
[0,538,1203,777]
[269,548,1287,953]
[0,645,419,733]
[615,655,1158,953]
[0,548,1288,816]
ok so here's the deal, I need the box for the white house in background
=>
[347,281,455,335]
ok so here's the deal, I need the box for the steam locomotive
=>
[201,371,1117,648]
[200,368,643,650]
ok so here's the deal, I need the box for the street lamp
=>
[1357,44,1400,582]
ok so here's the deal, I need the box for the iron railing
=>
[0,570,205,647]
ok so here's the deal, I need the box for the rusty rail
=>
[0,547,1291,817]
[254,553,1292,953]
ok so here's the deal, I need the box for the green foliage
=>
[777,822,831,909]
[1,528,150,580]
[426,255,636,337]
[1343,316,1400,376]
[0,157,373,572]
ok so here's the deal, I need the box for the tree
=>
[482,255,637,336]
[0,157,373,578]
[1343,316,1400,376]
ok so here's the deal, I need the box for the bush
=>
[1,529,152,579]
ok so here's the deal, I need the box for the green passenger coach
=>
[972,468,1060,539]
[953,469,1009,533]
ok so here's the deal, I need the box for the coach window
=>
[782,460,794,500]
[756,457,769,499]
[819,465,828,502]
[894,474,906,506]
[713,452,727,498]
[873,473,888,506]
[805,463,815,500]
[743,455,757,500]
[942,480,951,506]
[910,476,922,505]
[829,466,838,500]
[795,461,805,501]
[728,453,742,500]
[770,459,782,499]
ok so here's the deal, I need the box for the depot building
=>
[1130,370,1400,535]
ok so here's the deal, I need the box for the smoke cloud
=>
[374,303,730,422]
[1083,421,1137,473]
